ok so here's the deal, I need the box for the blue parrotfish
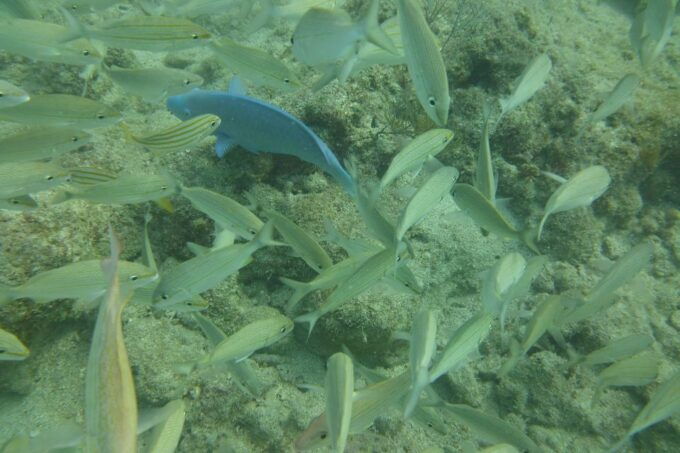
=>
[166,78,356,196]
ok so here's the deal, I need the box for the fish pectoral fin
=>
[234,352,254,363]
[215,133,236,158]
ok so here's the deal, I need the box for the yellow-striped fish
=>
[0,126,91,164]
[124,114,221,153]
[0,94,121,129]
[0,326,29,361]
[84,228,137,453]
[0,162,71,199]
[51,173,179,206]
[61,9,212,52]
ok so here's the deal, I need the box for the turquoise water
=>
[0,1,679,452]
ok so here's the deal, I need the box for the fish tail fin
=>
[244,0,273,34]
[294,311,320,341]
[361,0,398,55]
[536,213,549,242]
[403,369,429,418]
[254,220,284,248]
[520,227,540,254]
[279,277,310,313]
[58,6,88,43]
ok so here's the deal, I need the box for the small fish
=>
[0,79,29,109]
[191,315,293,370]
[0,194,37,211]
[101,63,204,103]
[396,0,450,126]
[60,9,213,52]
[585,73,640,127]
[0,94,121,128]
[0,126,91,164]
[153,221,278,309]
[404,309,437,417]
[84,228,138,453]
[429,311,493,382]
[498,296,563,377]
[474,102,496,204]
[67,166,117,187]
[0,326,29,360]
[439,404,543,453]
[295,372,411,450]
[295,246,398,337]
[0,258,158,306]
[610,369,680,451]
[0,17,103,66]
[629,0,675,67]
[593,354,658,405]
[0,162,71,199]
[247,0,346,33]
[380,128,454,192]
[124,114,220,154]
[394,166,459,243]
[210,36,303,93]
[51,173,179,206]
[181,186,264,240]
[558,241,653,326]
[580,334,654,368]
[280,252,374,312]
[452,183,539,253]
[538,165,611,240]
[167,78,356,196]
[499,54,552,121]
[292,0,397,67]
[325,352,354,453]
[265,209,333,272]
[143,399,186,453]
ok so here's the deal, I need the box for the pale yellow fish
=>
[586,73,640,126]
[144,400,186,453]
[101,64,204,103]
[124,114,220,153]
[0,194,37,211]
[404,309,437,417]
[61,9,213,52]
[379,128,454,191]
[51,173,179,206]
[84,229,137,453]
[0,326,29,361]
[499,54,552,120]
[0,259,157,306]
[0,17,102,66]
[210,36,303,92]
[396,0,450,126]
[475,102,495,204]
[0,94,121,128]
[180,186,264,240]
[0,162,71,199]
[266,209,333,272]
[0,79,29,109]
[593,354,658,405]
[580,334,654,368]
[325,352,354,453]
[195,315,294,369]
[0,126,91,164]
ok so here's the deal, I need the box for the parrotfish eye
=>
[161,294,169,300]
[97,114,105,120]
[46,175,54,181]
[428,96,436,107]
[191,33,199,40]
[82,50,90,56]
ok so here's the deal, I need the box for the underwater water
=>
[0,0,679,451]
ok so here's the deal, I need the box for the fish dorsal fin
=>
[228,77,247,96]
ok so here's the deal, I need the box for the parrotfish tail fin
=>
[520,227,540,254]
[244,0,274,34]
[57,6,88,43]
[361,0,398,55]
[254,220,284,248]
[279,277,310,313]
[403,368,429,418]
[295,311,321,341]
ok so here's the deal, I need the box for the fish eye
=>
[280,326,287,333]
[0,92,4,97]
[11,199,19,205]
[428,96,436,106]
[0,348,6,353]
[191,33,199,39]
[284,78,290,83]
[427,422,434,428]
[404,282,410,287]
[46,175,54,181]
[97,114,105,119]
[184,79,191,85]
[71,136,79,142]
[161,294,169,300]
[160,185,168,191]
[290,37,294,44]
[65,176,72,182]
[249,229,257,235]
[210,121,217,127]
[186,301,194,306]
[319,433,327,440]
[82,50,90,56]
[129,275,139,281]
